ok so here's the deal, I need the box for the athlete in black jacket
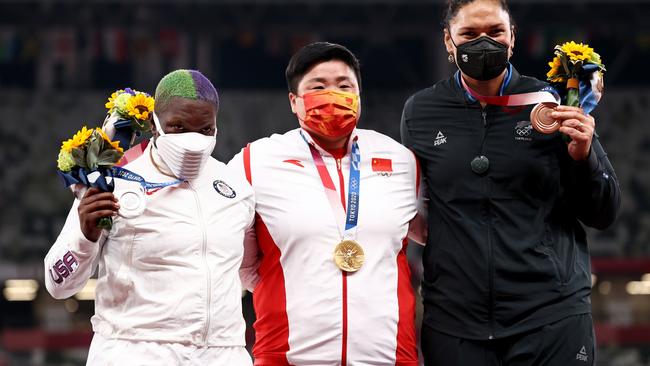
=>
[401,1,620,365]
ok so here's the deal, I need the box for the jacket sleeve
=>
[227,149,248,185]
[562,136,621,230]
[44,199,105,299]
[407,150,428,245]
[240,223,261,292]
[402,95,428,245]
[408,181,428,246]
[228,149,261,292]
[400,95,416,150]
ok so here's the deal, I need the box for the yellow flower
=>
[546,68,557,79]
[546,55,567,83]
[560,41,593,63]
[95,127,124,154]
[547,55,562,70]
[547,56,561,76]
[105,90,123,110]
[57,150,76,172]
[61,126,93,152]
[126,93,155,121]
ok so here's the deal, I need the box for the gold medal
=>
[333,240,365,272]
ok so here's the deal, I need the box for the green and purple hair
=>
[154,69,219,113]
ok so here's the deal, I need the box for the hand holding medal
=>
[459,77,558,174]
[460,40,605,160]
[542,41,605,160]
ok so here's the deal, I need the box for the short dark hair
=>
[442,0,515,31]
[285,42,362,94]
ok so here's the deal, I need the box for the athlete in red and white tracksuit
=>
[229,127,424,366]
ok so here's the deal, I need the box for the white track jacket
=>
[45,141,254,350]
[228,128,424,366]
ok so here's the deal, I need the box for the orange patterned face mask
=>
[300,90,360,138]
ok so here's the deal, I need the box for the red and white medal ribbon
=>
[460,76,561,134]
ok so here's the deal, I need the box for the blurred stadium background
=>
[1,0,649,365]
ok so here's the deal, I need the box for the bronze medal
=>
[333,240,365,272]
[530,102,560,134]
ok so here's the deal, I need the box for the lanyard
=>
[460,75,558,107]
[111,166,183,192]
[300,131,361,240]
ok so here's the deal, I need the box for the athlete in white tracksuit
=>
[45,141,254,365]
[45,69,254,365]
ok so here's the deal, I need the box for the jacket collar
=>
[298,127,359,158]
[455,63,519,102]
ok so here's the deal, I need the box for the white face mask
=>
[153,112,217,180]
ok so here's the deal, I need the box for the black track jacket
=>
[401,66,621,340]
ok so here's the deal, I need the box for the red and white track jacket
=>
[45,142,254,349]
[229,128,423,366]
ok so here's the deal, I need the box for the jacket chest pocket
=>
[129,217,202,267]
[490,138,561,200]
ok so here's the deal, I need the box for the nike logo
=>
[146,188,162,195]
[283,159,304,168]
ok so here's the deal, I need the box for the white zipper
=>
[190,182,212,345]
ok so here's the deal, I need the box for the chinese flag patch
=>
[372,158,393,172]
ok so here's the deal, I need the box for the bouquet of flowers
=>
[57,126,124,229]
[103,88,155,150]
[546,41,606,113]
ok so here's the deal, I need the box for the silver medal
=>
[116,187,146,218]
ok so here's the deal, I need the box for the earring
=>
[448,54,455,63]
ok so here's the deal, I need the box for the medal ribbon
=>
[460,75,558,106]
[111,166,183,192]
[300,131,360,240]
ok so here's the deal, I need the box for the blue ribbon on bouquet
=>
[57,167,116,192]
[111,118,147,151]
[112,119,137,150]
[577,63,603,115]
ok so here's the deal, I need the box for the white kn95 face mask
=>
[153,112,216,180]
